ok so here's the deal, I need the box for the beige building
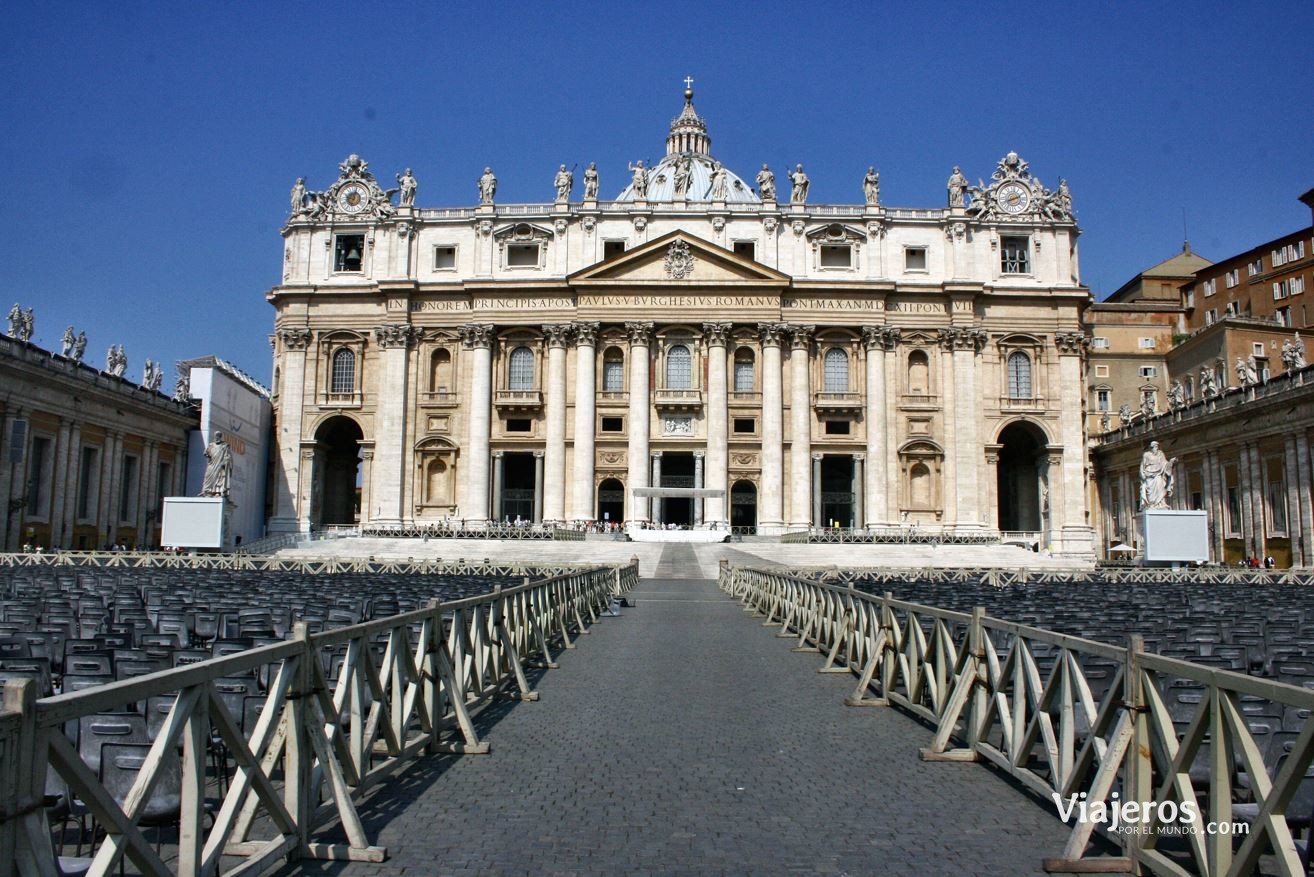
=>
[0,332,196,550]
[267,89,1096,558]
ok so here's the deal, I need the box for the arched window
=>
[330,348,355,394]
[910,462,931,507]
[823,348,849,393]
[429,348,452,393]
[1007,351,1033,399]
[666,344,692,389]
[602,347,625,392]
[508,346,534,390]
[734,348,755,392]
[907,350,929,395]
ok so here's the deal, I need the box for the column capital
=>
[458,323,496,349]
[811,452,824,461]
[789,325,816,350]
[853,453,865,461]
[277,327,313,350]
[572,321,601,347]
[650,450,663,459]
[492,450,504,458]
[532,449,545,458]
[624,321,654,346]
[692,450,705,459]
[938,326,988,353]
[862,325,901,351]
[544,323,575,348]
[1054,331,1090,354]
[373,324,422,349]
[757,321,787,347]
[701,321,733,347]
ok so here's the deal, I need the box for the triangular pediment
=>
[569,231,790,287]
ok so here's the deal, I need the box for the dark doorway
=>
[998,422,1045,532]
[731,480,757,533]
[820,456,855,528]
[659,453,694,527]
[597,478,624,524]
[500,452,536,523]
[314,416,363,526]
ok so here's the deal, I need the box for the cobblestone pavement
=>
[281,577,1075,876]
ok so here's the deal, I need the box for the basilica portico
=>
[266,86,1095,557]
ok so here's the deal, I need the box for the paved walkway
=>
[282,577,1072,876]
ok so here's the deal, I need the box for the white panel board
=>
[162,497,225,548]
[1142,510,1209,563]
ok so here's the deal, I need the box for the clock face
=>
[338,184,368,214]
[997,182,1030,214]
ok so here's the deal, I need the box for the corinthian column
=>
[940,326,987,530]
[371,324,421,524]
[703,321,731,527]
[789,325,814,528]
[758,322,786,531]
[542,323,573,523]
[862,327,894,527]
[269,327,312,532]
[459,324,495,524]
[571,322,599,522]
[1054,331,1095,557]
[625,321,653,523]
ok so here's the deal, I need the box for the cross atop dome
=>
[668,76,710,156]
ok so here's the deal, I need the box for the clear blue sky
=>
[4,1,1311,385]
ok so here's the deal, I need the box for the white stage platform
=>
[626,527,730,544]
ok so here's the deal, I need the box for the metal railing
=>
[799,527,1004,545]
[0,562,637,876]
[356,522,584,541]
[721,565,1314,875]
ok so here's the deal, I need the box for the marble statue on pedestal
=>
[1167,380,1185,410]
[756,164,776,201]
[673,153,693,199]
[396,169,417,207]
[6,303,20,338]
[71,331,87,363]
[173,372,190,402]
[61,326,76,357]
[200,432,234,498]
[1118,403,1133,425]
[1282,334,1307,371]
[627,160,648,200]
[582,162,599,199]
[862,167,880,205]
[708,161,727,201]
[106,344,127,377]
[789,164,809,204]
[290,178,307,215]
[477,167,497,204]
[947,166,968,208]
[1237,355,1259,387]
[1099,410,1111,433]
[1139,441,1176,510]
[1200,366,1219,398]
[553,165,573,202]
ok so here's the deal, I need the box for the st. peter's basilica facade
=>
[267,87,1094,558]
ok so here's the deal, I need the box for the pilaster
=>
[570,322,599,521]
[542,323,573,523]
[371,324,421,525]
[789,325,814,528]
[758,322,786,532]
[625,322,653,523]
[269,327,313,532]
[459,323,495,524]
[703,321,731,527]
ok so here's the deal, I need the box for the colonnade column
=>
[703,322,730,527]
[371,324,420,525]
[811,453,823,527]
[789,325,814,529]
[62,423,84,547]
[570,322,599,522]
[532,450,544,524]
[459,324,495,524]
[0,407,23,550]
[104,431,124,547]
[625,322,653,523]
[269,328,312,532]
[852,454,864,529]
[650,452,662,523]
[491,451,504,522]
[1296,433,1313,567]
[542,323,573,523]
[49,419,72,547]
[757,323,786,532]
[1284,435,1303,566]
[862,327,895,527]
[1247,443,1267,560]
[693,451,705,526]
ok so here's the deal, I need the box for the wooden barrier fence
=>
[0,562,636,877]
[722,565,1314,876]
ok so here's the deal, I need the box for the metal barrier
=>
[722,565,1314,876]
[764,564,1314,588]
[0,562,637,876]
[800,527,1004,545]
[356,523,585,541]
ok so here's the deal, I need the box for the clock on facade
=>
[997,182,1030,215]
[337,183,369,214]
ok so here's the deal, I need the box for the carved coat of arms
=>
[663,239,695,280]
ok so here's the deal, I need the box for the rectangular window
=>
[1096,389,1110,411]
[819,245,852,268]
[1268,478,1287,535]
[1203,278,1216,297]
[505,418,532,433]
[25,436,51,517]
[1248,258,1263,276]
[1225,301,1238,316]
[1090,336,1109,349]
[1139,365,1157,378]
[600,416,624,432]
[904,247,927,272]
[602,360,624,392]
[1204,309,1215,325]
[1138,337,1155,349]
[1253,342,1265,356]
[1294,276,1307,296]
[1277,306,1291,327]
[1094,365,1109,377]
[603,240,626,260]
[733,241,755,260]
[119,455,138,523]
[733,417,756,434]
[1184,289,1195,308]
[1226,269,1239,288]
[333,234,364,272]
[1226,484,1241,536]
[432,245,456,270]
[506,244,540,268]
[76,447,99,520]
[1000,236,1030,273]
[824,420,851,435]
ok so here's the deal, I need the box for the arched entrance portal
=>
[730,480,757,533]
[597,478,624,525]
[997,421,1046,533]
[314,416,363,526]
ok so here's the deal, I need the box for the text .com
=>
[1053,792,1250,836]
